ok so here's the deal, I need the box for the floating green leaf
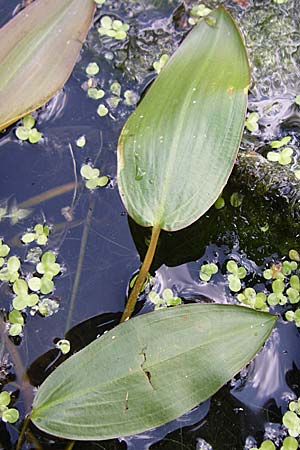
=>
[31,304,276,440]
[0,0,95,131]
[118,7,249,232]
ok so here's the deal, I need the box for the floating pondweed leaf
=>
[0,0,95,131]
[31,304,276,440]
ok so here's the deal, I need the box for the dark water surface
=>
[0,1,300,449]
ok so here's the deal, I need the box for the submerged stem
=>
[65,198,95,332]
[120,225,161,323]
[16,413,32,450]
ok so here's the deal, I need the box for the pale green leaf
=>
[0,0,95,131]
[117,7,250,231]
[31,304,275,440]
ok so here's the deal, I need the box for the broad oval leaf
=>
[118,7,250,231]
[0,0,95,131]
[31,304,276,440]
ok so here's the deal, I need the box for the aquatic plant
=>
[28,6,276,441]
[0,0,95,131]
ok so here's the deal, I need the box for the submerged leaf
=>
[31,304,275,440]
[117,7,250,231]
[0,0,95,131]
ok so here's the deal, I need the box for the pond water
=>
[0,0,300,449]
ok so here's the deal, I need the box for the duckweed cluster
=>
[80,164,109,190]
[148,288,182,310]
[0,228,62,337]
[250,397,300,450]
[0,390,19,424]
[199,249,300,328]
[15,114,42,144]
[84,61,139,119]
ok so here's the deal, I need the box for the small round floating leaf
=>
[88,88,105,100]
[15,126,29,141]
[214,196,225,209]
[7,256,21,273]
[100,16,112,29]
[9,323,23,336]
[230,192,243,207]
[0,243,10,257]
[9,309,24,325]
[97,176,109,187]
[97,104,108,117]
[282,411,300,437]
[76,135,86,148]
[282,436,298,450]
[86,179,100,190]
[286,311,295,322]
[270,136,291,148]
[28,277,41,292]
[21,232,36,244]
[81,165,100,180]
[56,339,71,355]
[0,391,10,407]
[13,296,28,311]
[228,274,241,292]
[260,441,275,450]
[86,62,99,76]
[40,276,54,295]
[2,408,19,424]
[267,151,280,162]
[227,260,238,274]
[23,114,35,129]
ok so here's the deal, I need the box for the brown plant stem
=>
[16,413,32,450]
[65,441,75,450]
[120,225,161,323]
[19,182,78,209]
